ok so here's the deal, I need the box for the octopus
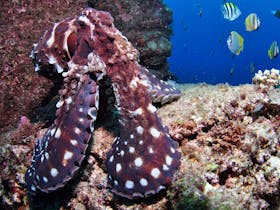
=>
[25,8,181,200]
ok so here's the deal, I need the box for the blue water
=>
[164,0,280,85]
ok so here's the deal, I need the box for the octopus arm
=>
[25,74,99,194]
[106,60,181,199]
[139,65,181,104]
[26,8,181,199]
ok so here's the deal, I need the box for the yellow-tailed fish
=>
[268,41,279,60]
[245,13,260,31]
[221,2,241,21]
[227,31,244,55]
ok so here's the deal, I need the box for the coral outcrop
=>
[252,68,280,89]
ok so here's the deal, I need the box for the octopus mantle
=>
[25,8,181,200]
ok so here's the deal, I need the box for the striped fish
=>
[245,13,260,31]
[268,41,279,60]
[221,2,241,21]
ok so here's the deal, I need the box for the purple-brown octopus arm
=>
[105,60,181,199]
[25,74,99,193]
[84,10,181,199]
[25,11,105,193]
[25,8,181,199]
[139,65,181,104]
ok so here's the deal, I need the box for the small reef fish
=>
[249,62,255,75]
[245,13,260,31]
[268,41,279,60]
[195,0,203,17]
[227,31,244,55]
[221,2,241,21]
[230,66,235,75]
[271,10,280,19]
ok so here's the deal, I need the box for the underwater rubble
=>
[0,82,279,209]
[159,83,280,210]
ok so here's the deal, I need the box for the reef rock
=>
[159,83,280,209]
[0,0,87,130]
[1,83,280,209]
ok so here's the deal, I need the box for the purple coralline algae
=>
[0,0,86,131]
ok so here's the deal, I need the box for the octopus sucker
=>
[25,8,181,199]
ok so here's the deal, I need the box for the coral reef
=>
[88,0,173,79]
[0,117,41,208]
[1,1,280,209]
[159,84,280,209]
[167,172,210,210]
[1,83,280,209]
[252,68,280,89]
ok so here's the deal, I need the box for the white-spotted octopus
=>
[25,8,181,200]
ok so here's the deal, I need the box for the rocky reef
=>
[1,82,280,209]
[0,0,87,131]
[160,83,280,210]
[1,1,280,209]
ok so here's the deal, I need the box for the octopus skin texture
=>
[25,8,181,200]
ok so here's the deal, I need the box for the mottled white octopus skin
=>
[25,8,181,200]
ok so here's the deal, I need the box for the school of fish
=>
[222,1,279,59]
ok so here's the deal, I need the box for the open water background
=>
[164,0,280,85]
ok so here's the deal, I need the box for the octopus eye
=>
[67,32,78,58]
[78,20,86,28]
